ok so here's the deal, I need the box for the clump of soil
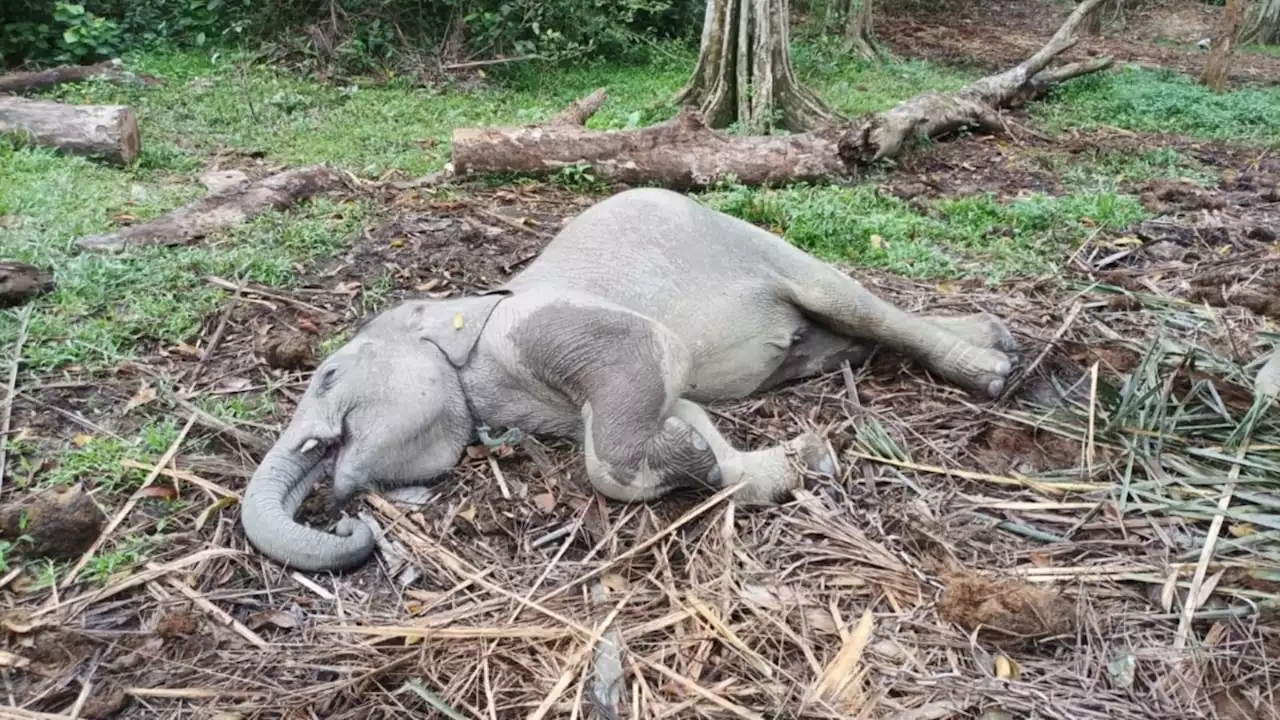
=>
[262,331,317,371]
[974,425,1080,475]
[0,483,103,560]
[155,610,201,638]
[937,569,1076,642]
[0,260,55,308]
[80,686,129,719]
[1187,264,1280,319]
[1138,179,1226,215]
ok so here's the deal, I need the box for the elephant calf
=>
[242,188,1019,571]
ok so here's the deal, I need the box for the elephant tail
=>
[241,444,376,572]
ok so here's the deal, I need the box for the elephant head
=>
[240,290,510,571]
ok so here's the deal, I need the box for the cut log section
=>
[451,0,1112,189]
[75,165,347,253]
[0,96,140,166]
[0,59,158,95]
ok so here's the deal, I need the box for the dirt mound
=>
[974,425,1081,475]
[938,569,1077,642]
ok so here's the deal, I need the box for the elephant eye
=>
[317,366,339,394]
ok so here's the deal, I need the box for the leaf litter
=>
[0,133,1278,718]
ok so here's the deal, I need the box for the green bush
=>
[1,0,703,70]
[1,3,124,66]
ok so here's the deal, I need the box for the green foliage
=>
[699,182,1151,281]
[1,3,124,66]
[1,0,702,70]
[1036,67,1280,143]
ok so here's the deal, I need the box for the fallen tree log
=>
[0,261,55,308]
[75,165,347,253]
[0,59,158,95]
[0,96,140,166]
[451,0,1112,189]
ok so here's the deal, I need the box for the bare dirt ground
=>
[882,0,1280,87]
[4,5,1280,720]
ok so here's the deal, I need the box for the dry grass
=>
[2,184,1279,720]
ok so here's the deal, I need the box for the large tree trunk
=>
[75,165,346,253]
[1241,0,1280,45]
[0,96,140,166]
[1202,0,1249,91]
[0,59,156,95]
[452,0,1111,188]
[674,0,838,133]
[843,0,879,60]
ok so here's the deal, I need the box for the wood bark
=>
[0,59,157,95]
[1202,0,1248,92]
[0,261,55,308]
[0,96,140,166]
[75,165,346,253]
[674,0,838,133]
[1241,0,1280,45]
[451,0,1112,189]
[843,0,879,60]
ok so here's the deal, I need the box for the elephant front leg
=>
[583,399,837,505]
[581,400,721,502]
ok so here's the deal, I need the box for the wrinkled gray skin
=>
[241,188,1020,572]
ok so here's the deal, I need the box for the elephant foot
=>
[919,313,1019,398]
[786,432,839,478]
[928,312,1019,354]
[384,486,438,508]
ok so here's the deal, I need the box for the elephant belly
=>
[680,310,806,403]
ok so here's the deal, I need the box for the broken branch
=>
[75,165,346,253]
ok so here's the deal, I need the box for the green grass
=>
[701,182,1150,282]
[1034,66,1280,143]
[1029,145,1219,192]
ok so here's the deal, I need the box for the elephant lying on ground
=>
[241,188,1019,572]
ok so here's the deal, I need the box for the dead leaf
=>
[136,485,178,501]
[218,376,252,392]
[73,433,94,448]
[195,496,238,530]
[457,505,477,523]
[994,654,1020,680]
[172,342,202,358]
[297,317,321,335]
[0,650,30,669]
[870,234,886,250]
[1191,569,1225,611]
[124,383,158,413]
[533,492,556,512]
[1228,523,1256,538]
[112,212,138,223]
[247,610,298,630]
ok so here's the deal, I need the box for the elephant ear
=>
[419,290,512,367]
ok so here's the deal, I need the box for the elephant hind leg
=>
[780,268,1016,398]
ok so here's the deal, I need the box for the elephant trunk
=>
[241,443,376,572]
